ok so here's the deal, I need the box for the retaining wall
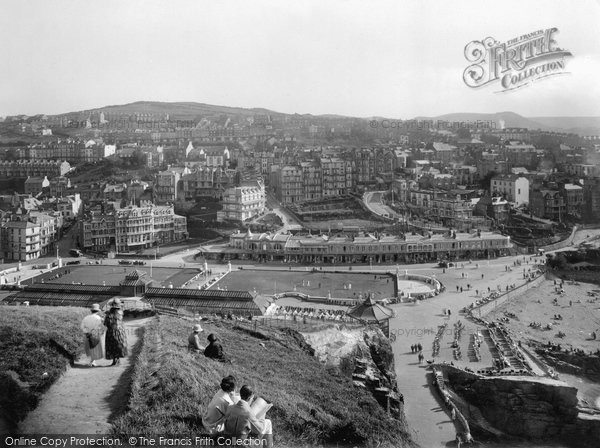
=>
[470,272,547,318]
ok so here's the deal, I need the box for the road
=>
[265,192,303,234]
[388,254,534,447]
[363,190,400,219]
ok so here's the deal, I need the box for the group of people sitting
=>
[529,321,553,330]
[470,332,482,362]
[188,324,229,362]
[202,375,273,448]
[432,323,447,358]
[451,321,464,361]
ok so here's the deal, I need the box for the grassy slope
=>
[0,306,88,427]
[114,316,414,447]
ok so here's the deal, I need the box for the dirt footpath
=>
[19,318,151,434]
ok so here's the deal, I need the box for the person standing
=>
[81,303,104,367]
[104,299,128,366]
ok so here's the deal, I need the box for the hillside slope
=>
[113,316,414,447]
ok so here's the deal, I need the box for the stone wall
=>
[469,271,546,317]
[538,350,600,382]
[441,365,600,447]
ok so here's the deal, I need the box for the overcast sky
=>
[1,0,598,118]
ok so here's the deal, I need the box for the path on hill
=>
[19,318,152,434]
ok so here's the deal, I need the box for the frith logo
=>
[463,28,572,92]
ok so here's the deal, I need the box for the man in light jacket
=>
[223,385,273,448]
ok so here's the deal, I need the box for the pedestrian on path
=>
[104,299,128,366]
[417,343,422,352]
[451,406,457,420]
[81,303,104,367]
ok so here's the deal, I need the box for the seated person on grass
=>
[223,385,273,448]
[188,324,204,353]
[204,333,228,361]
[202,375,239,434]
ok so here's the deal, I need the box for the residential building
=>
[565,163,600,178]
[474,194,510,225]
[217,184,266,222]
[530,188,565,222]
[321,157,351,196]
[29,212,58,256]
[0,212,57,261]
[56,194,82,220]
[155,166,190,203]
[583,178,600,223]
[490,174,529,205]
[301,162,322,201]
[49,176,71,197]
[0,160,70,179]
[204,146,230,167]
[182,166,236,200]
[561,183,584,219]
[1,220,42,261]
[103,184,127,202]
[270,165,303,204]
[24,176,50,196]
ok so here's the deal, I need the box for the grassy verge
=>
[0,306,88,430]
[113,316,414,447]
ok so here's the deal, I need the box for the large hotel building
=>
[80,202,187,254]
[216,230,512,263]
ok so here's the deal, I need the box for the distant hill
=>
[529,116,600,136]
[62,101,294,119]
[414,112,547,131]
[415,112,600,135]
[21,101,600,135]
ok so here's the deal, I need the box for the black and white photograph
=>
[1,1,599,447]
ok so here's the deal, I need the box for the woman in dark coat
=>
[104,299,128,365]
[204,333,226,361]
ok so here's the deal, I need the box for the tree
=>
[4,148,19,161]
[456,128,471,139]
[479,171,497,190]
